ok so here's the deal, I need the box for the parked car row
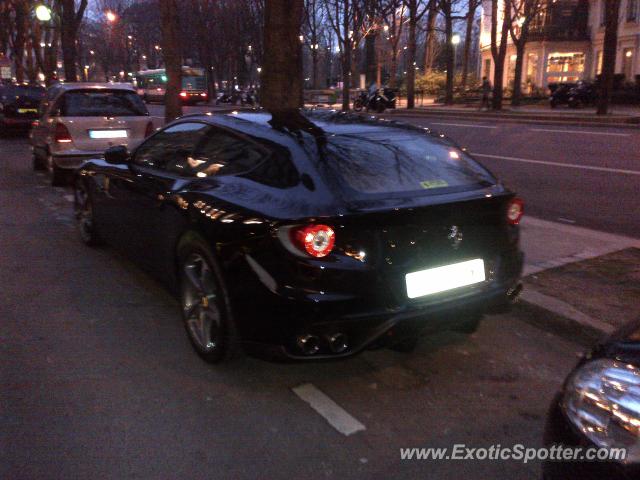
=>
[10,82,639,478]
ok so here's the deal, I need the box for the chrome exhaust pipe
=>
[327,333,349,354]
[296,334,320,355]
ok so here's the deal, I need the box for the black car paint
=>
[543,318,640,480]
[76,111,523,359]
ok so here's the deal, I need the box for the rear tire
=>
[74,178,102,246]
[46,153,66,186]
[32,150,46,171]
[177,233,239,364]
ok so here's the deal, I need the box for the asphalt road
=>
[152,104,640,238]
[381,115,640,239]
[1,133,582,479]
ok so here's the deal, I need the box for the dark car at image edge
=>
[0,84,45,134]
[543,317,640,480]
[73,109,524,363]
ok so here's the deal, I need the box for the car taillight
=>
[31,120,40,128]
[144,121,154,137]
[289,224,335,258]
[507,198,524,225]
[54,122,72,143]
[200,92,207,97]
[179,91,188,98]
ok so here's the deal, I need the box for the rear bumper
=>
[0,116,36,129]
[234,249,524,360]
[52,151,104,170]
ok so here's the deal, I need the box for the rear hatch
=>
[1,86,43,119]
[58,88,150,151]
[312,124,515,306]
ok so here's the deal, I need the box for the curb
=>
[514,287,614,346]
[383,109,640,129]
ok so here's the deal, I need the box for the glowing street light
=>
[256,66,262,73]
[35,5,52,22]
[105,10,117,23]
[451,34,461,45]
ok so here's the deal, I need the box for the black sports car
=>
[543,318,640,479]
[73,110,524,362]
[0,84,45,133]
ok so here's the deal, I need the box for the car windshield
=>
[61,89,147,117]
[321,130,495,198]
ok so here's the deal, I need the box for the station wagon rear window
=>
[323,132,495,196]
[60,90,147,117]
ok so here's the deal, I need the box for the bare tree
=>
[304,0,324,89]
[508,0,544,105]
[261,0,305,110]
[325,0,365,110]
[404,0,428,108]
[383,0,404,87]
[439,0,463,104]
[596,0,621,115]
[489,0,511,109]
[461,0,481,90]
[160,0,183,121]
[422,0,438,73]
[57,0,89,81]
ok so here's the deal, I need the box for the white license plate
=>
[89,129,128,139]
[405,259,486,299]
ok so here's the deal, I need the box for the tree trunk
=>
[423,0,437,73]
[511,42,525,106]
[490,0,510,110]
[596,0,621,115]
[13,0,27,84]
[461,2,477,90]
[390,50,398,88]
[261,0,304,111]
[444,13,454,105]
[341,46,351,111]
[312,47,320,89]
[160,0,183,122]
[406,0,417,109]
[364,28,377,86]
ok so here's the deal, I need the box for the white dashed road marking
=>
[292,383,366,436]
[529,128,632,137]
[472,152,640,176]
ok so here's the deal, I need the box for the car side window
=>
[133,122,209,171]
[172,128,266,178]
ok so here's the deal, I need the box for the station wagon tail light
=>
[32,120,40,127]
[507,198,524,225]
[145,121,154,137]
[54,122,72,143]
[279,224,335,258]
[179,91,188,98]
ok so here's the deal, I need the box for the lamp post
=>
[34,4,55,85]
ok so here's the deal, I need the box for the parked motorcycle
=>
[549,81,597,108]
[353,87,396,113]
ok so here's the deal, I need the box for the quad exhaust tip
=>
[297,334,320,355]
[327,333,349,354]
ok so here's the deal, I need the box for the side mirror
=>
[104,145,130,165]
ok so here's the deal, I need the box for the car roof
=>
[173,109,459,149]
[50,82,136,92]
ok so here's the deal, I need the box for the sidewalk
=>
[515,216,640,344]
[385,102,640,128]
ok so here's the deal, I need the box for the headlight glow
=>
[563,358,640,461]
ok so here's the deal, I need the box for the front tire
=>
[177,234,239,363]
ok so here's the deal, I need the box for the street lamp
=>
[451,33,461,76]
[105,11,117,23]
[35,5,52,22]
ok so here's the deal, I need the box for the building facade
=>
[480,0,640,91]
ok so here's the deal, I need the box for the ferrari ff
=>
[73,110,524,363]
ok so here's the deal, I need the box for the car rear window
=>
[322,131,495,197]
[61,89,147,117]
[0,86,45,100]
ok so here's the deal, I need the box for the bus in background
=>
[134,67,208,105]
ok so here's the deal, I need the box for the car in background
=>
[543,317,640,479]
[0,84,45,134]
[73,110,524,363]
[30,82,153,185]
